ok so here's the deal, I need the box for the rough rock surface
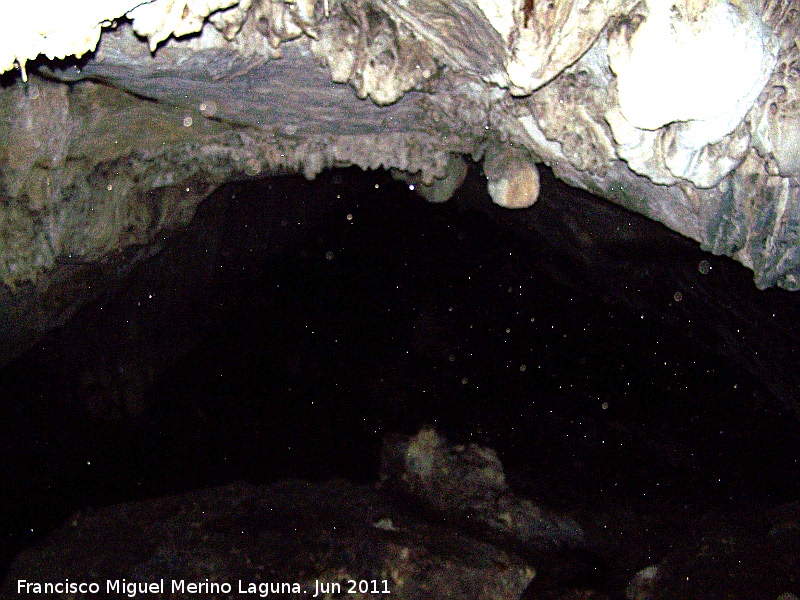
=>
[1,478,536,599]
[379,426,585,549]
[0,0,798,360]
[4,428,799,599]
[623,503,800,600]
[5,428,593,599]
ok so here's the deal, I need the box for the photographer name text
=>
[17,578,392,597]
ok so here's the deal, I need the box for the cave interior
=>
[1,160,800,598]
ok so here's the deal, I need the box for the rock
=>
[391,154,469,203]
[379,426,585,549]
[623,503,800,599]
[484,145,541,209]
[625,565,659,600]
[1,479,536,599]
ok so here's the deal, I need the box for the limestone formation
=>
[390,154,469,203]
[0,0,798,360]
[484,144,541,208]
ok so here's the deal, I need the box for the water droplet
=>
[199,100,218,117]
[244,158,261,176]
[698,260,710,275]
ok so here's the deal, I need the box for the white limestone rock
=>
[484,145,541,209]
[128,0,242,51]
[208,0,254,40]
[0,0,256,77]
[751,23,800,178]
[0,0,136,77]
[392,155,468,203]
[311,2,439,106]
[527,42,617,176]
[605,0,779,188]
[608,0,777,136]
[505,0,633,94]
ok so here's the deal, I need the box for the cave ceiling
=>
[0,0,798,365]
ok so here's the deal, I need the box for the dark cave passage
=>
[1,165,800,594]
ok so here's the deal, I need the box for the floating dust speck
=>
[519,364,527,372]
[448,355,455,362]
[698,259,711,274]
[182,116,193,127]
[601,402,609,410]
[199,100,218,117]
[674,291,683,302]
[325,251,335,260]
[461,378,469,385]
[244,158,261,176]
